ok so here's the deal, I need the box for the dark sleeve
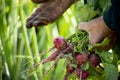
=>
[103,0,120,35]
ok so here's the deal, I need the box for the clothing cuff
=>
[103,6,120,35]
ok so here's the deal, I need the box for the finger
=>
[78,22,90,32]
[26,21,33,28]
[26,6,42,23]
[33,21,40,27]
[89,31,105,44]
[32,16,49,27]
[26,16,33,22]
[89,33,98,44]
[26,13,38,23]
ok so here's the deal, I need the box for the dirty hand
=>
[26,0,77,28]
[78,16,116,49]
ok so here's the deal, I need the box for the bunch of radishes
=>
[40,36,101,80]
[64,51,101,80]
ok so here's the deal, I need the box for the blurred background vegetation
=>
[0,0,111,80]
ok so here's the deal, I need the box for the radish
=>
[54,37,67,50]
[74,51,88,65]
[64,65,74,80]
[41,44,74,64]
[81,51,89,63]
[82,70,89,80]
[75,54,83,65]
[63,44,74,54]
[41,50,60,64]
[66,65,75,73]
[74,68,88,80]
[89,54,101,67]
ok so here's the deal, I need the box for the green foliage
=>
[76,4,100,22]
[68,73,78,80]
[67,30,89,53]
[76,0,111,23]
[97,51,119,80]
[98,51,113,63]
[87,67,104,80]
[104,63,119,80]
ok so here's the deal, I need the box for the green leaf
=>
[99,0,111,12]
[97,51,113,63]
[87,0,99,9]
[104,63,119,80]
[112,38,120,62]
[88,37,110,51]
[87,67,104,80]
[81,61,89,70]
[77,4,100,22]
[68,73,78,80]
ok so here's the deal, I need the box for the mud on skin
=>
[26,0,77,28]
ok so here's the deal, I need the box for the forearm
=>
[103,0,120,35]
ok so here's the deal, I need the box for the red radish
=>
[75,54,83,65]
[63,44,74,54]
[41,44,74,64]
[81,51,89,63]
[74,68,88,79]
[41,50,60,64]
[67,44,74,53]
[54,37,67,50]
[75,51,88,65]
[66,65,74,73]
[82,70,89,79]
[89,54,101,67]
[64,64,74,80]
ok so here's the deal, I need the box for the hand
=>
[26,0,77,28]
[78,16,116,49]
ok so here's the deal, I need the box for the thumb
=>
[78,22,99,44]
[78,22,90,33]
